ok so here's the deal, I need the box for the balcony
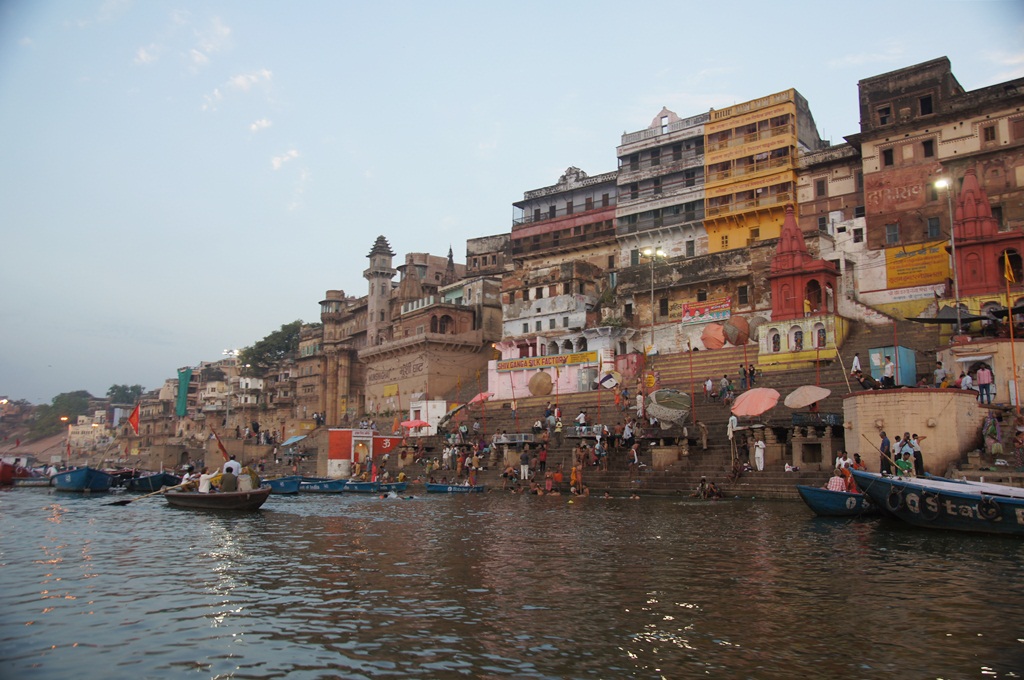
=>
[616,149,703,180]
[705,192,793,218]
[706,123,795,152]
[510,222,617,257]
[513,200,616,227]
[706,155,791,183]
[617,209,704,236]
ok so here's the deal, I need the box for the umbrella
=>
[701,323,726,349]
[400,419,430,429]
[645,389,691,429]
[747,315,768,342]
[596,370,622,389]
[528,371,553,396]
[722,316,750,345]
[783,385,831,409]
[468,392,494,404]
[730,387,780,417]
[905,305,986,324]
[986,303,1024,319]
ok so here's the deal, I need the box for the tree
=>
[29,391,93,439]
[107,384,144,404]
[238,321,303,375]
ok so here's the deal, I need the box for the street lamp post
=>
[935,178,962,332]
[641,246,667,356]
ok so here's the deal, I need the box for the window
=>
[548,206,556,219]
[854,205,865,218]
[983,125,996,142]
[878,105,891,125]
[658,298,669,317]
[992,206,1003,227]
[885,223,899,244]
[651,148,661,166]
[535,320,542,332]
[522,323,529,334]
[533,208,541,222]
[629,153,639,171]
[535,287,543,299]
[853,228,864,243]
[882,148,894,166]
[491,255,496,265]
[738,285,749,305]
[697,289,708,302]
[472,257,478,268]
[661,115,669,134]
[624,304,633,319]
[928,185,938,201]
[686,240,695,257]
[1013,119,1024,140]
[562,317,569,327]
[673,143,682,161]
[750,227,759,241]
[817,216,828,231]
[566,200,573,215]
[630,249,640,266]
[523,288,530,301]
[653,178,662,195]
[602,193,610,207]
[608,255,615,269]
[927,216,941,239]
[919,95,933,115]
[721,234,729,249]
[549,318,556,329]
[585,197,593,211]
[922,139,935,157]
[815,178,827,197]
[630,183,639,200]
[563,281,572,295]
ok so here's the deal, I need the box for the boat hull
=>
[263,475,302,494]
[52,467,113,492]
[299,478,349,493]
[796,484,878,517]
[425,483,486,493]
[127,472,182,492]
[344,481,381,494]
[851,470,1024,536]
[12,477,53,487]
[165,487,271,511]
[378,482,408,494]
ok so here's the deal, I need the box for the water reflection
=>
[1,491,1023,678]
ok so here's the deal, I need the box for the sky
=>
[1,1,1023,405]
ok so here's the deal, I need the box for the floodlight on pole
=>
[935,178,963,333]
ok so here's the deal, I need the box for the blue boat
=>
[127,472,182,492]
[850,470,1024,536]
[425,482,486,494]
[298,478,349,493]
[378,482,408,494]
[52,466,114,492]
[262,475,302,495]
[796,484,878,518]
[344,481,380,491]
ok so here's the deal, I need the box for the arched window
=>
[790,327,804,352]
[769,329,781,353]
[963,252,984,286]
[1000,249,1023,284]
[430,316,438,333]
[576,337,588,352]
[804,280,822,313]
[548,341,559,355]
[562,340,574,352]
[439,315,454,333]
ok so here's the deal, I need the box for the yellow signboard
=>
[382,384,399,398]
[886,240,950,289]
[496,351,598,372]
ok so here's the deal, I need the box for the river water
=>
[2,488,1022,679]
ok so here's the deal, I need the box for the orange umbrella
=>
[723,316,750,345]
[468,392,494,404]
[730,387,780,417]
[701,323,726,349]
[400,419,431,428]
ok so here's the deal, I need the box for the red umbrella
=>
[400,419,431,429]
[723,316,750,345]
[730,387,780,417]
[468,392,494,404]
[701,323,726,349]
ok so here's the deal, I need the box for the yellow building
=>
[703,89,823,253]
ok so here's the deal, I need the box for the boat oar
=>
[860,432,900,470]
[106,482,188,506]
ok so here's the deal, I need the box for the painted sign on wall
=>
[672,297,733,325]
[496,351,597,372]
[885,240,950,289]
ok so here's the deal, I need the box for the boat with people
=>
[850,469,1024,536]
[164,486,271,511]
[425,482,486,493]
[796,484,878,518]
[298,477,349,493]
[126,471,182,492]
[52,466,114,492]
[262,475,302,494]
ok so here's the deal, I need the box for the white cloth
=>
[961,375,974,390]
[198,472,216,493]
[835,456,850,469]
[727,415,738,440]
[754,440,765,471]
[851,355,861,373]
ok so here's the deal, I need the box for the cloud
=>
[271,149,299,170]
[229,69,272,91]
[827,43,906,69]
[985,50,1024,82]
[249,118,272,133]
[288,169,312,211]
[201,88,223,111]
[188,17,231,70]
[135,43,159,64]
[189,49,208,66]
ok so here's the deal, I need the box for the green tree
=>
[29,391,93,439]
[238,320,303,375]
[107,384,144,404]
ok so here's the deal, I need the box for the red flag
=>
[210,427,230,461]
[127,404,140,435]
[14,438,19,447]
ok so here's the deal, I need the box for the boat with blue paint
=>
[52,466,114,492]
[425,482,485,494]
[796,484,878,518]
[298,477,349,493]
[343,480,381,493]
[127,472,182,492]
[378,482,408,494]
[262,475,302,494]
[850,469,1024,536]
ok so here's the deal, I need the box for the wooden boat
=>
[12,476,53,487]
[796,484,878,517]
[164,487,271,511]
[127,472,182,492]
[850,469,1024,536]
[298,477,349,493]
[425,482,486,493]
[0,461,14,486]
[52,466,114,492]
[262,475,302,494]
[378,482,408,494]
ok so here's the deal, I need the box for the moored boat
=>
[343,480,381,494]
[425,482,486,493]
[12,476,53,487]
[299,478,349,493]
[796,484,879,517]
[378,482,408,494]
[127,471,182,492]
[164,487,271,511]
[52,466,114,492]
[850,470,1024,536]
[262,475,302,494]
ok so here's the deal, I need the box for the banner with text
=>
[496,351,598,372]
[885,240,950,289]
[672,297,733,325]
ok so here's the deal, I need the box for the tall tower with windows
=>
[364,235,396,346]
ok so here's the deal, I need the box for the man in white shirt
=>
[851,353,861,375]
[223,455,242,476]
[753,438,766,471]
[198,467,216,493]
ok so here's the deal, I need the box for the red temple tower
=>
[768,205,839,321]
